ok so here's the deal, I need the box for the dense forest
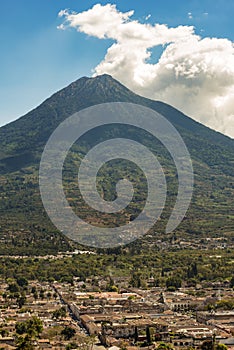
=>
[0,249,233,288]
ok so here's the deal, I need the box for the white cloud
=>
[59,4,234,138]
[58,4,134,39]
[188,12,193,19]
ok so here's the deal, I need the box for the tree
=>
[8,283,19,293]
[31,286,37,294]
[17,296,26,308]
[15,318,43,350]
[216,344,228,350]
[130,272,143,288]
[201,340,213,350]
[17,277,28,288]
[66,343,78,350]
[134,326,138,343]
[39,290,45,299]
[187,262,198,279]
[15,316,43,338]
[108,285,118,292]
[146,326,152,345]
[15,335,34,350]
[52,306,67,320]
[166,276,182,289]
[157,342,174,350]
[33,291,38,301]
[61,326,76,340]
[0,328,9,337]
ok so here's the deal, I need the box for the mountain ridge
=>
[1,74,233,156]
[1,74,233,177]
[2,74,233,140]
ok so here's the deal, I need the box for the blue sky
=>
[0,0,233,131]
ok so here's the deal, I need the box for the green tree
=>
[17,277,28,287]
[52,306,67,320]
[187,262,198,279]
[157,342,174,350]
[39,289,45,299]
[15,316,43,338]
[33,291,38,301]
[16,335,34,350]
[146,326,152,345]
[134,326,138,343]
[31,286,37,294]
[130,272,143,288]
[17,296,26,309]
[216,344,228,350]
[8,283,19,293]
[61,326,76,340]
[166,276,182,289]
[0,328,9,337]
[66,343,78,350]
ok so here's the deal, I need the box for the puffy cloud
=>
[58,4,134,39]
[59,4,234,138]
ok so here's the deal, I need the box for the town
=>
[0,270,233,350]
